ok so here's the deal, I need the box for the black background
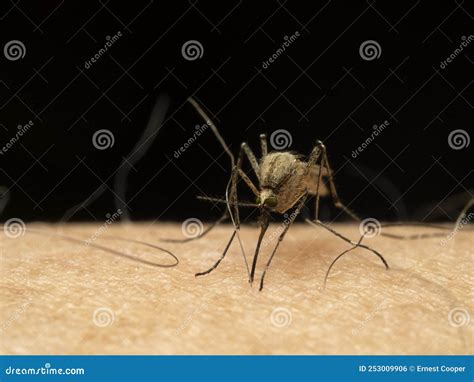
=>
[0,1,472,223]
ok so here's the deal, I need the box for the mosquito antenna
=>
[16,228,179,268]
[187,97,235,168]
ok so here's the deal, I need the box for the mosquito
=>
[166,98,472,291]
[161,98,393,291]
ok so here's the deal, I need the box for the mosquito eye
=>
[265,196,278,207]
[255,196,261,205]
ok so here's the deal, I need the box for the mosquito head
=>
[256,189,278,209]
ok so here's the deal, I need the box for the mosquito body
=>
[166,97,392,291]
[257,151,328,214]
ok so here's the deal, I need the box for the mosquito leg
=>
[229,153,252,278]
[305,141,325,221]
[193,169,251,278]
[311,141,360,222]
[260,133,268,157]
[249,211,270,284]
[314,162,324,221]
[195,230,237,277]
[238,169,259,196]
[241,142,261,181]
[454,196,473,231]
[323,235,364,287]
[231,154,241,229]
[379,222,452,240]
[259,193,308,291]
[306,140,324,168]
[379,197,474,240]
[305,218,389,270]
[230,143,260,224]
[188,98,235,169]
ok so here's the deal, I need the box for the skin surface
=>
[0,222,472,354]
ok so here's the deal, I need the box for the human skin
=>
[0,222,472,354]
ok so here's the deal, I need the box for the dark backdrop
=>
[0,1,472,223]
